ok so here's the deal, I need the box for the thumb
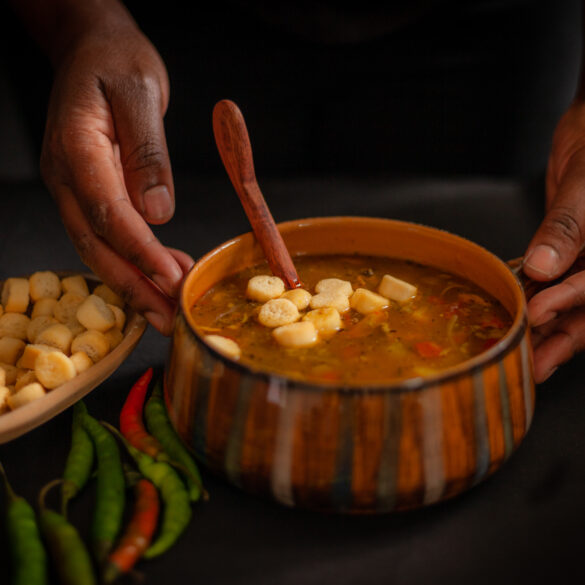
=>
[523,163,585,281]
[111,77,175,225]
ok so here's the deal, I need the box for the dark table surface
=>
[1,173,584,585]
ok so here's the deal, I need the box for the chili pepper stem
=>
[38,478,65,512]
[167,460,209,501]
[0,461,17,502]
[103,420,134,445]
[60,480,76,517]
[123,465,143,487]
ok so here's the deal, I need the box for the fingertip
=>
[153,264,184,298]
[523,245,560,280]
[144,310,174,336]
[532,343,555,383]
[535,365,558,384]
[168,247,195,274]
[143,184,174,224]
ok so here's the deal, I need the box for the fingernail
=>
[153,267,183,297]
[144,311,167,333]
[143,185,173,222]
[524,245,560,278]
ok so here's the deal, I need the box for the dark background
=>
[0,0,581,183]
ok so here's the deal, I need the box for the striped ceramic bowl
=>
[164,217,533,513]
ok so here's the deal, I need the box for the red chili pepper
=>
[415,341,443,358]
[119,368,164,459]
[103,478,160,583]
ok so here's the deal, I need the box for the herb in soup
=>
[190,255,512,385]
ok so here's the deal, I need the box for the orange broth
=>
[190,254,512,385]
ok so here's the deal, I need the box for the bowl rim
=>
[178,216,529,395]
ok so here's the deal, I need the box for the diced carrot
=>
[414,341,443,358]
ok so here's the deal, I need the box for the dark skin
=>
[9,0,585,380]
[10,0,191,336]
[524,85,585,382]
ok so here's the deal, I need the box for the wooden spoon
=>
[212,99,302,289]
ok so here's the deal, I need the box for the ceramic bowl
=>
[164,217,533,513]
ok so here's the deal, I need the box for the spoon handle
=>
[212,99,302,289]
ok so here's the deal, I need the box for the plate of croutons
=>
[0,271,147,443]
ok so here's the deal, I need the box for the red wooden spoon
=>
[212,99,302,289]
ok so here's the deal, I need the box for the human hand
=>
[522,98,585,382]
[40,16,191,336]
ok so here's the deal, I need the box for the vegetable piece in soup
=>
[190,255,512,385]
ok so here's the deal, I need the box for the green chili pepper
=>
[38,480,96,585]
[0,462,48,585]
[81,411,125,565]
[145,379,206,501]
[61,401,94,516]
[103,422,192,559]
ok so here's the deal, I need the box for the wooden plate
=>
[0,273,147,444]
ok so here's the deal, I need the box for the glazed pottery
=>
[164,217,533,513]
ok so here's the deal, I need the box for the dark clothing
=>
[124,0,580,178]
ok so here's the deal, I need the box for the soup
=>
[190,254,512,385]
